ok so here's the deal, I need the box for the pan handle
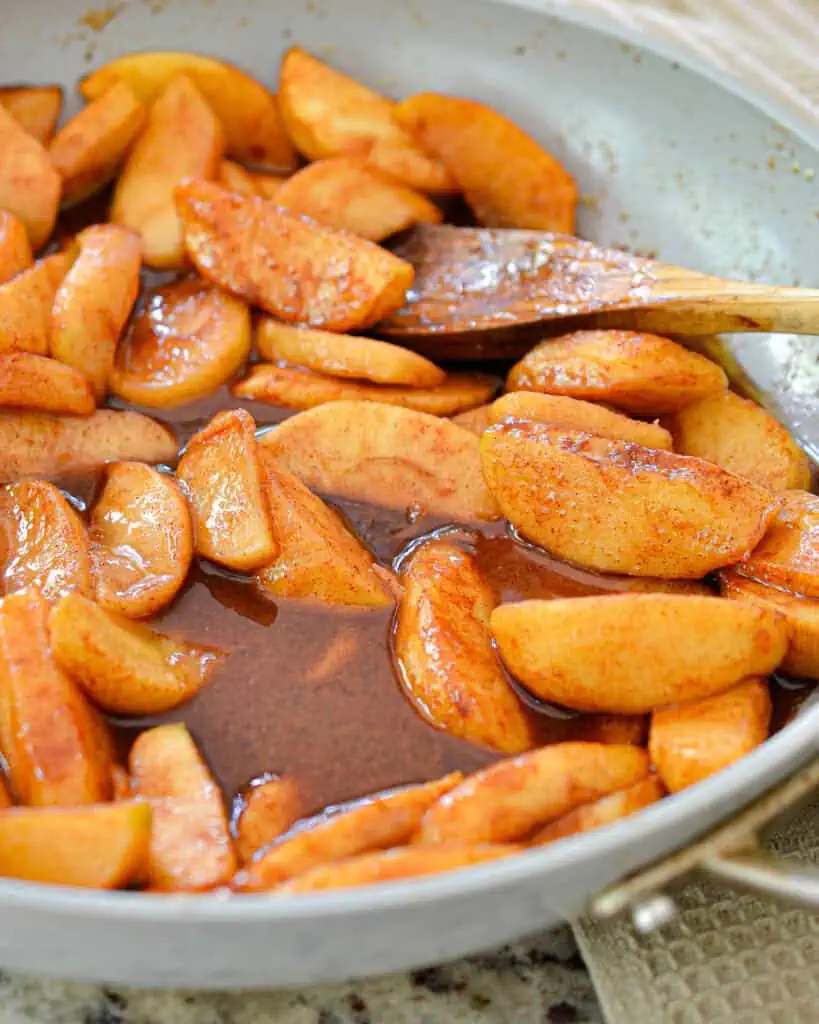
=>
[587,751,819,933]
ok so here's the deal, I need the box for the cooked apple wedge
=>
[451,404,493,435]
[49,82,146,208]
[90,462,193,618]
[81,51,297,171]
[0,354,95,416]
[481,422,778,577]
[721,570,819,679]
[489,391,673,451]
[649,678,771,793]
[0,409,177,484]
[419,743,649,844]
[250,171,288,199]
[176,409,277,571]
[0,590,113,806]
[256,456,395,607]
[218,159,261,196]
[490,595,787,714]
[0,480,92,600]
[277,844,520,893]
[175,178,414,331]
[734,490,819,598]
[0,211,32,284]
[110,279,251,408]
[275,157,442,242]
[0,801,151,888]
[507,331,728,416]
[395,540,536,753]
[532,776,665,844]
[0,103,60,249]
[237,772,461,891]
[665,390,811,493]
[278,47,453,194]
[0,252,72,356]
[233,363,496,416]
[233,775,300,864]
[50,593,220,716]
[111,74,224,269]
[129,724,236,891]
[0,85,62,144]
[260,401,500,521]
[566,714,648,747]
[256,318,444,387]
[395,93,578,233]
[51,224,142,399]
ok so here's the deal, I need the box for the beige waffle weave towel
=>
[538,1,819,1021]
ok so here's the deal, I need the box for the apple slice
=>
[175,178,413,332]
[0,480,92,600]
[90,462,192,619]
[0,590,114,806]
[49,82,147,208]
[532,776,665,844]
[0,252,72,356]
[129,724,236,891]
[0,211,32,284]
[0,409,177,484]
[109,278,251,408]
[735,490,819,599]
[0,802,151,888]
[111,74,224,269]
[233,775,300,864]
[0,86,62,145]
[250,171,288,199]
[81,51,297,171]
[260,401,500,521]
[176,409,277,571]
[218,160,261,196]
[0,354,95,416]
[0,103,60,248]
[50,593,220,716]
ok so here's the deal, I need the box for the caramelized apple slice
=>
[175,178,414,331]
[451,404,493,435]
[237,773,462,891]
[507,331,727,416]
[481,422,778,578]
[490,392,673,450]
[0,103,60,249]
[176,409,277,571]
[278,47,454,194]
[0,354,94,415]
[111,74,224,269]
[490,595,787,714]
[395,93,577,232]
[51,224,142,399]
[532,776,665,844]
[275,157,442,241]
[256,456,395,607]
[735,490,819,598]
[219,159,261,196]
[721,570,819,680]
[110,279,251,408]
[0,211,32,284]
[234,363,496,416]
[277,844,520,893]
[0,86,62,145]
[419,743,649,844]
[0,802,151,888]
[81,51,297,171]
[395,540,536,753]
[0,590,113,806]
[260,401,500,521]
[90,462,192,619]
[649,678,772,793]
[255,318,444,387]
[0,252,72,356]
[50,593,220,716]
[129,723,236,891]
[0,409,177,484]
[0,480,92,600]
[49,82,147,207]
[250,171,288,199]
[233,775,300,864]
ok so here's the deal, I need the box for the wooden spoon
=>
[380,225,819,359]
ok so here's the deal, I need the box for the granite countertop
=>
[0,925,601,1024]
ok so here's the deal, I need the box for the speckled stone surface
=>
[0,925,601,1024]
